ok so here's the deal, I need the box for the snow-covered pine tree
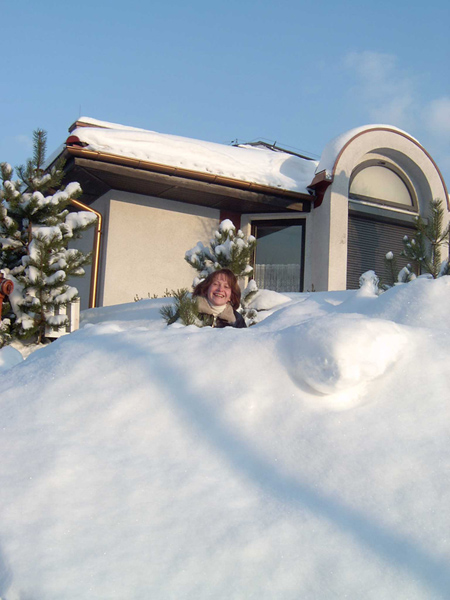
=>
[185,219,256,279]
[401,199,450,278]
[0,129,97,343]
[183,219,259,326]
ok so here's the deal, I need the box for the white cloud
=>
[343,51,450,186]
[344,51,417,129]
[425,97,450,136]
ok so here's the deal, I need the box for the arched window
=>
[349,161,417,211]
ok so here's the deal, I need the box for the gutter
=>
[70,198,102,309]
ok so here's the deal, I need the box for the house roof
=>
[66,117,318,197]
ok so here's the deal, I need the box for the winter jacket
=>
[196,297,246,329]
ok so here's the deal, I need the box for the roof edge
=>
[65,143,313,202]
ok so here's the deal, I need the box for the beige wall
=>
[99,191,220,306]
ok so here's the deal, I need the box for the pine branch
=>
[160,289,200,326]
[33,129,47,175]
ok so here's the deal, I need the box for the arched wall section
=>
[310,128,449,291]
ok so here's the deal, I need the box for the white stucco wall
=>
[309,189,334,292]
[98,191,220,306]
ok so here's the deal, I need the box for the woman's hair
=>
[193,268,241,310]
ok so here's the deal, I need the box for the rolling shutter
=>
[347,213,416,289]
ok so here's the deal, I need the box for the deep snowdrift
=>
[1,277,450,599]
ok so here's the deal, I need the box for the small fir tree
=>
[378,198,450,291]
[185,219,256,279]
[401,199,450,278]
[0,129,97,343]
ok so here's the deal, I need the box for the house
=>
[55,117,449,309]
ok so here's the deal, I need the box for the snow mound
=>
[369,275,450,329]
[248,288,291,310]
[285,314,408,394]
[0,345,23,371]
[1,279,450,599]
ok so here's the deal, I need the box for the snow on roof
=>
[315,124,416,178]
[68,117,318,195]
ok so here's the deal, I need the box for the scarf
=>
[196,296,236,324]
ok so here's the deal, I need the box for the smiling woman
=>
[192,269,246,328]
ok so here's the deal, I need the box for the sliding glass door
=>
[252,219,305,292]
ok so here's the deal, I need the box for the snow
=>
[247,288,291,310]
[45,270,66,285]
[214,239,234,260]
[46,314,68,326]
[315,124,416,178]
[3,180,19,198]
[69,117,318,195]
[1,163,13,175]
[63,182,82,197]
[54,286,78,304]
[26,264,41,284]
[0,277,450,599]
[218,218,235,232]
[284,313,408,395]
[0,345,23,371]
[358,269,380,295]
[33,225,63,243]
[64,211,97,237]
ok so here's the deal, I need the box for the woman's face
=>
[207,274,232,307]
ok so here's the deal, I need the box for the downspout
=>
[70,199,102,308]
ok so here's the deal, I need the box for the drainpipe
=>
[0,273,14,321]
[70,199,102,309]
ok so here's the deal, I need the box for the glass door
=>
[252,219,305,292]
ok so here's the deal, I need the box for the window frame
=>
[250,218,306,292]
[349,160,419,213]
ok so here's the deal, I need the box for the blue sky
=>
[1,0,449,185]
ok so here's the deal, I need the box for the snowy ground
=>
[1,277,450,600]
